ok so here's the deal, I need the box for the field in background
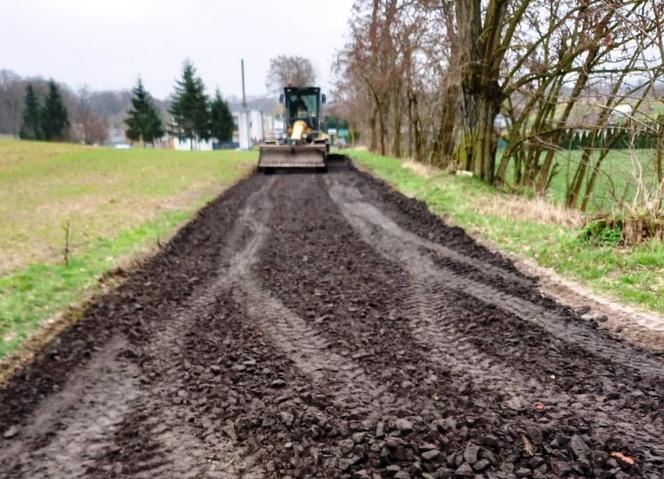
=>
[542,149,659,213]
[500,148,660,213]
[348,150,664,315]
[0,139,257,358]
[0,139,256,273]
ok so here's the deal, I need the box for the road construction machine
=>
[258,86,329,172]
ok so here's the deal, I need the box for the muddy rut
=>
[1,160,663,478]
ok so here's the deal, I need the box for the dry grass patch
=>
[399,157,581,227]
[474,194,583,227]
[403,159,438,177]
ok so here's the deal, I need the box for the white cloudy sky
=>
[0,0,354,99]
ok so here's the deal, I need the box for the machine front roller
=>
[258,143,327,172]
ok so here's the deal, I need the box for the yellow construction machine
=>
[258,86,329,172]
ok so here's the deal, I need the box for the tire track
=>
[118,299,263,479]
[104,201,274,478]
[221,177,403,416]
[0,175,269,479]
[328,177,664,379]
[327,175,664,462]
[0,336,141,479]
[334,178,530,286]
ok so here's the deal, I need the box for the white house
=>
[232,109,276,149]
[612,104,633,122]
[168,136,214,151]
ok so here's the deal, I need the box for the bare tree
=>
[0,70,25,136]
[336,0,664,209]
[266,55,317,94]
[73,86,108,145]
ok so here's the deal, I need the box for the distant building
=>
[231,109,276,148]
[166,136,214,151]
[104,126,127,147]
[611,104,633,124]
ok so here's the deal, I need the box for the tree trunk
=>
[534,49,598,192]
[392,87,402,158]
[369,106,378,152]
[454,0,506,183]
[457,88,499,181]
[407,92,414,159]
[580,150,609,212]
[657,117,664,183]
[393,116,402,158]
[473,96,498,182]
[496,124,523,185]
[378,100,388,156]
[566,147,592,208]
[432,83,457,169]
[495,144,512,184]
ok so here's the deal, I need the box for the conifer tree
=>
[144,104,165,145]
[41,80,69,141]
[125,78,164,146]
[169,61,209,149]
[19,84,43,140]
[209,89,234,143]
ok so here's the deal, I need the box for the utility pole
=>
[241,59,247,109]
[239,59,250,150]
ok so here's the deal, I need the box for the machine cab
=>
[280,87,325,132]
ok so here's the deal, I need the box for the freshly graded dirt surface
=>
[1,160,663,478]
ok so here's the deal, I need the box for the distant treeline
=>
[1,68,280,146]
[0,69,167,144]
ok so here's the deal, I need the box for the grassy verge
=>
[347,150,664,315]
[0,140,257,359]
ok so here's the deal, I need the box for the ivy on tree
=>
[209,89,233,143]
[169,61,209,149]
[19,84,43,140]
[41,80,69,141]
[125,78,164,146]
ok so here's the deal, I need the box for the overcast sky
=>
[0,0,354,99]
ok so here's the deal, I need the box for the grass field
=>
[348,150,664,315]
[0,139,256,273]
[500,148,660,213]
[0,139,257,358]
[541,149,659,213]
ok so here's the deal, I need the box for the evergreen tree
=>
[209,89,233,143]
[144,104,165,144]
[125,78,164,146]
[169,61,209,149]
[41,80,69,141]
[19,84,43,140]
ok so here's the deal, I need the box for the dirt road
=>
[1,160,663,478]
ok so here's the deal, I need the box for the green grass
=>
[549,149,660,212]
[0,139,257,359]
[0,209,191,357]
[502,148,660,213]
[0,139,256,273]
[348,150,664,315]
